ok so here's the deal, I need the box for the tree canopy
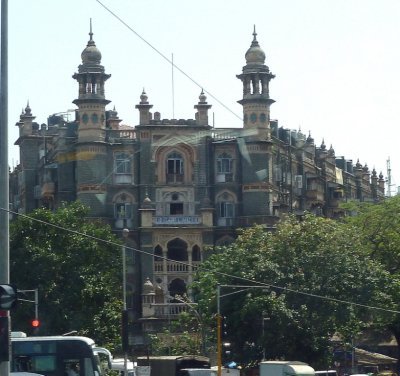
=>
[343,196,400,357]
[193,214,393,368]
[10,202,123,351]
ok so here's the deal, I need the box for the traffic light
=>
[0,316,9,362]
[0,284,17,310]
[31,318,40,328]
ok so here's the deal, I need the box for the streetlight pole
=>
[217,284,222,376]
[122,228,129,376]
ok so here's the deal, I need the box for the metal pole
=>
[0,1,9,375]
[122,228,129,376]
[217,284,221,376]
[34,289,39,321]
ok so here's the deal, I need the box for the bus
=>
[10,332,112,376]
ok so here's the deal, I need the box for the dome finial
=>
[245,25,265,65]
[89,18,93,42]
[81,19,102,65]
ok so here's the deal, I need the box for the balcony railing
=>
[106,129,137,142]
[166,173,184,183]
[152,303,198,318]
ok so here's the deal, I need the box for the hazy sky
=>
[8,0,400,193]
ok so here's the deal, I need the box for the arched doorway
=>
[168,278,187,299]
[167,238,188,261]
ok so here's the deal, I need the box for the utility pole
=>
[0,1,10,375]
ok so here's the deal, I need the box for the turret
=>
[237,26,275,137]
[135,90,153,125]
[194,90,212,126]
[72,20,111,142]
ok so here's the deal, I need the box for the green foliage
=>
[343,196,400,342]
[10,201,123,351]
[193,214,392,368]
[148,312,203,355]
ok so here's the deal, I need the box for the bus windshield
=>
[11,335,111,376]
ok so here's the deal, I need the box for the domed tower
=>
[72,22,111,217]
[72,21,111,142]
[237,26,275,136]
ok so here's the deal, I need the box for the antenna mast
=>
[171,53,175,119]
[387,157,393,197]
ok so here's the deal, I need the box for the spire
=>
[89,18,93,43]
[79,19,102,66]
[251,25,260,48]
[244,25,266,65]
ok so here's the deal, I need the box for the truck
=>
[137,355,210,376]
[259,361,315,376]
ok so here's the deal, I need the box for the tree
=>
[10,202,123,351]
[343,196,400,362]
[193,214,392,368]
[149,311,203,356]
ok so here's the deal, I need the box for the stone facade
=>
[9,27,385,345]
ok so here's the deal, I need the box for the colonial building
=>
[9,26,385,346]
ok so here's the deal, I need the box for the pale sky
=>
[8,0,400,194]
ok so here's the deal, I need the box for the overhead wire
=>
[94,0,243,122]
[3,206,400,315]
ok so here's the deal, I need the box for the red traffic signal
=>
[31,318,40,328]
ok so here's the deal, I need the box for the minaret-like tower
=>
[72,20,111,142]
[237,26,275,137]
[72,22,111,216]
[237,28,276,217]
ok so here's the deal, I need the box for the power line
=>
[94,0,242,122]
[3,206,400,315]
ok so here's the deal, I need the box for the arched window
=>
[154,245,163,273]
[113,192,134,229]
[192,245,201,262]
[216,152,233,182]
[217,192,236,226]
[166,152,184,183]
[114,152,132,184]
[114,196,132,219]
[168,278,187,299]
[154,245,163,262]
[167,238,188,261]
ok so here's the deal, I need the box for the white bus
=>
[10,332,112,376]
